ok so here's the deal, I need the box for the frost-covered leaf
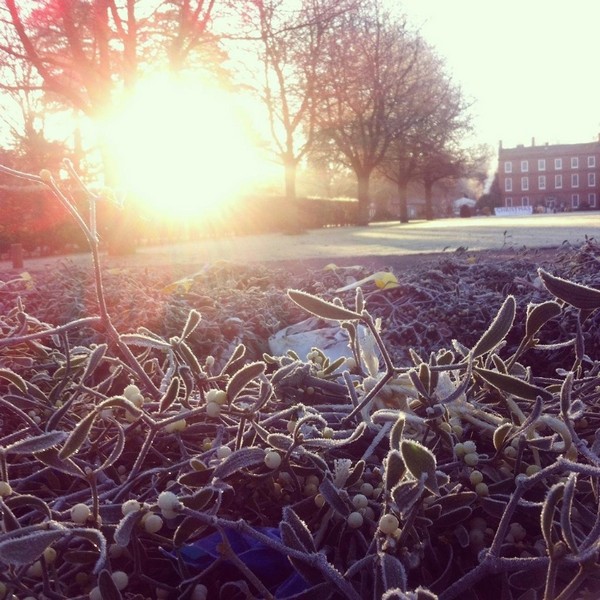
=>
[0,529,65,566]
[212,447,266,479]
[178,469,213,488]
[36,447,85,478]
[318,477,350,517]
[303,422,366,449]
[476,368,553,401]
[175,339,203,375]
[525,301,562,338]
[97,396,143,418]
[0,499,19,531]
[181,309,202,339]
[559,371,574,417]
[158,377,180,413]
[5,494,52,521]
[81,343,108,383]
[226,361,266,403]
[98,569,123,600]
[433,491,477,512]
[174,516,208,546]
[539,269,600,310]
[391,479,424,514]
[288,289,362,321]
[180,487,214,511]
[431,505,472,529]
[5,431,67,455]
[493,423,514,451]
[266,433,294,452]
[560,474,578,553]
[281,506,316,553]
[400,440,438,495]
[389,415,405,451]
[220,343,247,376]
[0,368,27,393]
[113,511,143,547]
[378,552,407,592]
[96,422,125,472]
[471,296,516,358]
[59,411,96,459]
[384,450,406,491]
[73,528,107,574]
[541,483,564,555]
[345,460,365,488]
[119,333,171,350]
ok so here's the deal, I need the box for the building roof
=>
[500,140,600,156]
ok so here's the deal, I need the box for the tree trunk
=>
[398,180,409,223]
[356,173,371,226]
[424,181,435,221]
[284,159,297,202]
[283,156,303,234]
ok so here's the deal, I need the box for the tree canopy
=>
[0,0,489,230]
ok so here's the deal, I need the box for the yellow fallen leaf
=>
[323,263,339,271]
[374,272,399,289]
[162,278,194,294]
[19,272,34,289]
[335,271,398,292]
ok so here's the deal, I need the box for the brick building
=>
[498,138,600,211]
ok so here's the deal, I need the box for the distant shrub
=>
[459,204,472,218]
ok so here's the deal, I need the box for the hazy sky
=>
[400,0,600,151]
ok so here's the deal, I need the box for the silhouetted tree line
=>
[0,0,493,253]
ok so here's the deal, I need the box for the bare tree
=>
[0,0,223,252]
[234,0,353,213]
[412,86,487,220]
[378,50,481,221]
[0,0,221,178]
[376,47,445,222]
[314,2,421,225]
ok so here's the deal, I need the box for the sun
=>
[103,73,269,219]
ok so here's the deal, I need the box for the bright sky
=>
[400,0,600,151]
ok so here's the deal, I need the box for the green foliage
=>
[1,161,600,599]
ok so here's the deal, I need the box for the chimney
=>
[531,137,535,147]
[499,140,503,150]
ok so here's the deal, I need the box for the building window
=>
[505,178,513,192]
[588,172,596,186]
[555,158,562,169]
[505,197,513,207]
[504,161,512,173]
[588,156,596,168]
[521,160,529,172]
[572,173,579,187]
[538,159,546,171]
[555,174,562,188]
[538,175,546,190]
[571,156,579,168]
[589,193,597,207]
[571,194,579,209]
[521,197,529,206]
[521,177,529,191]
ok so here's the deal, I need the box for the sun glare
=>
[103,73,269,219]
